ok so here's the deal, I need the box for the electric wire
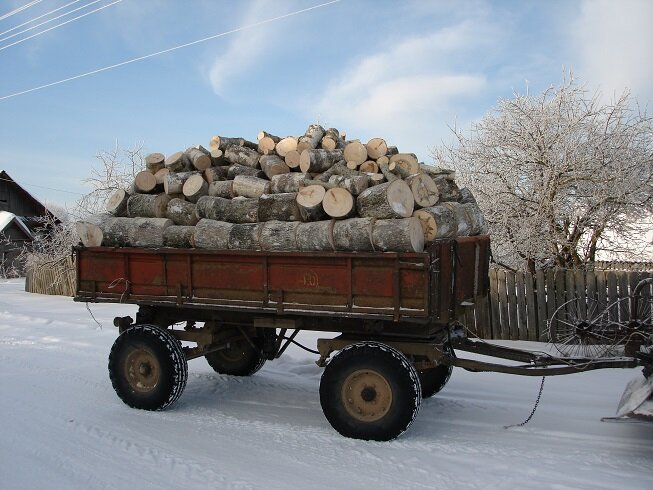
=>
[0,176,85,195]
[0,0,84,39]
[0,0,122,51]
[0,1,43,22]
[0,0,342,101]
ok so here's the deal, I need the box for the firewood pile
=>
[76,124,487,253]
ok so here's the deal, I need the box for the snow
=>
[1,278,652,489]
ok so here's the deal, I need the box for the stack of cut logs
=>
[76,124,487,253]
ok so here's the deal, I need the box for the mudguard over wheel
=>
[319,342,421,441]
[204,328,266,376]
[108,324,188,410]
[418,344,454,398]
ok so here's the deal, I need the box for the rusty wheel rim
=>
[124,347,160,393]
[341,369,392,422]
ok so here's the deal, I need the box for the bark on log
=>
[405,173,439,208]
[275,136,298,157]
[210,149,224,165]
[145,153,165,173]
[163,225,195,248]
[412,205,457,241]
[333,217,375,251]
[182,174,209,203]
[328,175,369,196]
[208,180,235,199]
[100,217,173,248]
[296,221,334,251]
[164,171,199,195]
[227,163,265,180]
[195,196,258,223]
[441,202,471,236]
[371,217,424,252]
[134,171,157,193]
[194,219,233,249]
[205,166,229,183]
[224,145,260,168]
[258,192,301,222]
[233,175,270,198]
[259,154,290,179]
[323,187,354,219]
[376,155,389,167]
[165,198,199,226]
[378,161,398,183]
[433,176,461,202]
[296,185,327,221]
[257,130,280,142]
[321,128,344,150]
[228,223,264,250]
[154,168,170,186]
[296,124,325,153]
[165,151,188,172]
[299,149,344,173]
[366,138,388,160]
[420,164,456,181]
[270,172,308,193]
[106,189,129,216]
[459,187,477,204]
[389,153,419,175]
[356,180,414,219]
[257,132,280,155]
[317,160,346,182]
[127,193,171,218]
[185,147,212,171]
[284,150,301,169]
[367,173,386,186]
[259,221,299,251]
[462,202,488,235]
[386,146,399,156]
[343,141,368,166]
[210,136,246,151]
[346,161,360,170]
[76,221,103,247]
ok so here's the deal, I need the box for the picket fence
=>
[24,256,76,297]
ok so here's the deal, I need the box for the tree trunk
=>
[296,221,334,251]
[299,149,344,173]
[75,221,103,247]
[321,128,344,150]
[258,192,301,222]
[333,217,374,251]
[194,219,232,249]
[259,221,299,251]
[134,171,158,193]
[145,153,165,173]
[165,151,189,172]
[228,223,264,250]
[356,180,414,219]
[165,198,199,226]
[208,180,235,199]
[185,147,212,171]
[275,136,298,157]
[233,175,270,198]
[259,154,290,179]
[328,175,369,196]
[227,163,265,180]
[99,217,173,248]
[296,185,326,221]
[205,166,229,183]
[405,173,439,208]
[163,225,195,248]
[224,145,260,168]
[412,205,457,241]
[270,172,308,193]
[182,173,208,203]
[154,168,170,186]
[106,189,129,216]
[323,187,354,218]
[127,193,171,218]
[343,141,368,166]
[372,218,424,252]
[296,124,325,153]
[389,153,419,175]
[366,138,388,159]
[196,196,258,223]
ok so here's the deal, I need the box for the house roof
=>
[0,211,34,240]
[0,170,60,224]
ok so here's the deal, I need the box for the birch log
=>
[134,171,157,193]
[321,128,344,150]
[145,153,165,173]
[193,219,232,249]
[284,150,301,169]
[185,147,211,171]
[296,124,325,153]
[412,205,458,241]
[227,164,265,180]
[233,175,270,198]
[343,141,368,166]
[208,180,235,199]
[106,189,129,216]
[127,193,171,218]
[76,222,103,247]
[165,198,198,226]
[154,168,170,186]
[224,145,260,168]
[259,221,299,251]
[356,180,414,219]
[333,218,375,251]
[164,171,199,195]
[196,195,258,223]
[270,173,308,193]
[441,202,471,236]
[296,185,326,221]
[322,187,354,218]
[205,166,229,183]
[163,225,195,248]
[182,174,208,203]
[405,173,439,208]
[258,192,302,222]
[365,138,388,159]
[259,154,290,179]
[99,217,173,248]
[371,217,424,252]
[165,151,188,172]
[275,136,298,158]
[389,153,419,175]
[299,149,344,173]
[296,221,334,251]
[228,223,264,250]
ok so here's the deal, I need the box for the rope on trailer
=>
[281,336,320,355]
[504,376,545,429]
[85,302,104,330]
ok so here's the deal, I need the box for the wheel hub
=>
[124,347,160,392]
[341,369,392,422]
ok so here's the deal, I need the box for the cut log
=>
[284,150,301,169]
[154,168,170,186]
[233,175,270,198]
[257,130,280,142]
[420,164,456,181]
[275,136,298,157]
[224,145,260,168]
[145,153,165,173]
[385,146,399,156]
[376,155,389,167]
[405,173,439,208]
[208,180,235,199]
[259,154,290,179]
[333,217,374,251]
[106,189,129,216]
[259,221,299,251]
[441,202,471,236]
[194,219,233,249]
[134,171,157,193]
[462,202,488,235]
[258,192,301,222]
[196,196,258,223]
[185,147,212,171]
[366,138,388,159]
[296,185,326,222]
[359,160,379,174]
[389,153,419,175]
[257,133,280,155]
[165,151,188,172]
[296,124,325,153]
[227,163,265,180]
[459,187,477,204]
[210,136,247,151]
[210,149,224,165]
[367,173,386,186]
[205,166,229,183]
[323,187,354,219]
[378,161,398,182]
[100,217,172,248]
[433,176,461,202]
[182,174,208,203]
[270,172,308,193]
[343,141,368,166]
[328,175,369,196]
[76,221,103,247]
[357,180,414,219]
[296,221,334,251]
[165,198,198,226]
[412,205,457,241]
[163,225,195,248]
[371,217,424,252]
[346,161,360,170]
[299,149,344,173]
[228,223,264,250]
[127,193,171,218]
[164,171,199,195]
[321,128,344,150]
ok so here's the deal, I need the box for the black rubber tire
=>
[108,325,188,410]
[319,342,421,441]
[205,329,266,376]
[418,344,454,398]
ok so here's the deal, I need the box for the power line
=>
[0,1,43,22]
[0,0,121,51]
[0,176,85,195]
[0,0,342,101]
[0,0,86,40]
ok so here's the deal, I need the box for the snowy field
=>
[1,278,652,489]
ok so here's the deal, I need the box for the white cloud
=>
[572,0,653,101]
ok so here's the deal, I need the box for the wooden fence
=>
[464,268,653,341]
[25,256,76,297]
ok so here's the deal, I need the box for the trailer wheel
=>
[108,325,188,410]
[319,342,421,441]
[418,344,454,398]
[205,329,266,376]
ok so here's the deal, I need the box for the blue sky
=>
[1,0,652,210]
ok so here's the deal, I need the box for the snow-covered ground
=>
[1,278,651,489]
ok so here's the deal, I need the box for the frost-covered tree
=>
[435,77,653,270]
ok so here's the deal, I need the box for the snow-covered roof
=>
[0,211,34,240]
